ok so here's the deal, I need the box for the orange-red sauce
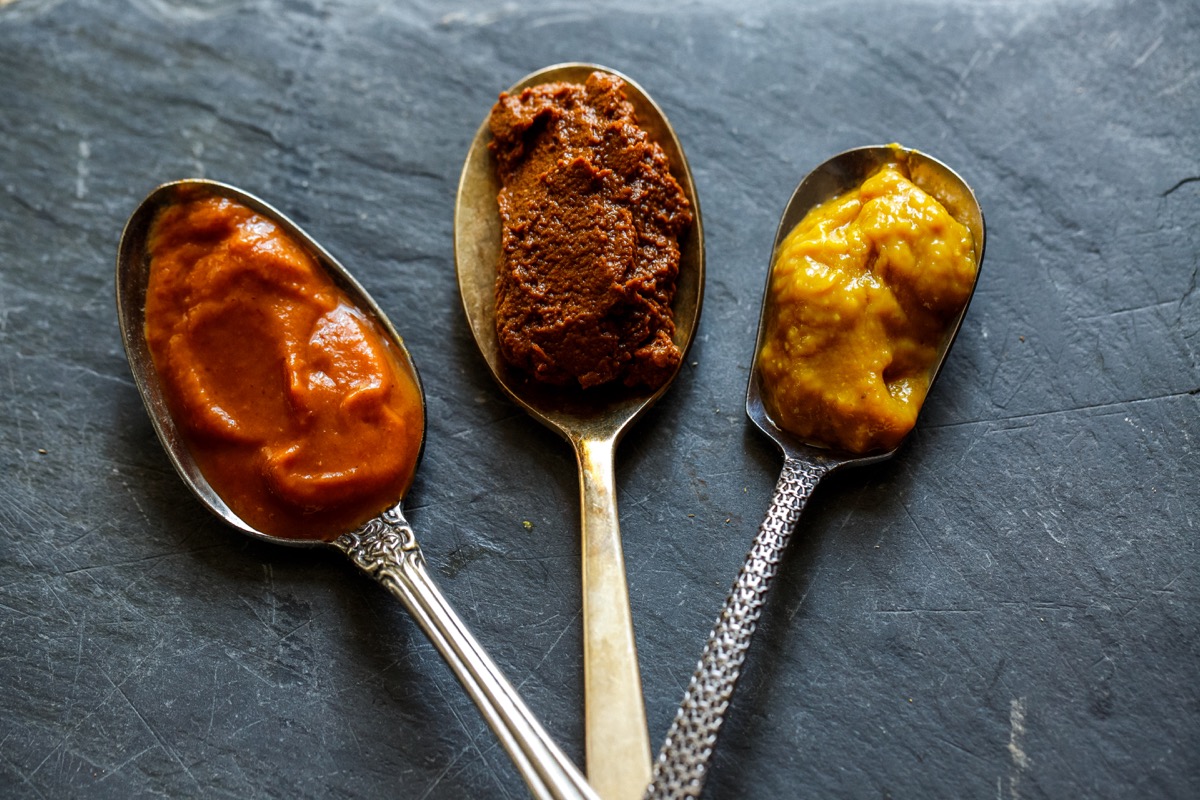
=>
[145,195,423,540]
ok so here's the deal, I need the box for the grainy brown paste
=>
[145,196,423,540]
[488,71,691,390]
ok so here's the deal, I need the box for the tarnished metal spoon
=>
[647,145,986,798]
[455,63,705,800]
[117,179,598,800]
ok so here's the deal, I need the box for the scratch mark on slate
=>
[417,746,469,800]
[900,500,968,585]
[1158,67,1200,97]
[872,607,983,615]
[1077,298,1178,321]
[1132,34,1163,68]
[276,617,314,644]
[75,139,90,199]
[97,745,156,783]
[1163,175,1200,197]
[69,612,87,706]
[111,676,201,790]
[60,547,220,577]
[517,608,581,691]
[933,732,988,764]
[223,640,305,686]
[0,736,49,799]
[205,660,219,740]
[264,563,276,627]
[1007,696,1030,800]
[929,389,1198,431]
[427,677,505,793]
[30,641,168,779]
[231,717,267,739]
[343,717,363,757]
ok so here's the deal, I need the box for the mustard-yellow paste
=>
[758,161,977,454]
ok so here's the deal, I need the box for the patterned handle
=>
[335,506,424,574]
[645,456,830,799]
[336,508,599,800]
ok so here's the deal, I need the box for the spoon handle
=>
[645,455,830,799]
[335,509,599,800]
[576,436,653,800]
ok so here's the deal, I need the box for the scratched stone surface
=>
[1,0,1197,797]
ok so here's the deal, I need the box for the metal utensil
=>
[647,145,986,798]
[116,179,598,800]
[455,63,705,800]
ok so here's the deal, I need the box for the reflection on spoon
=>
[646,145,986,798]
[456,64,705,800]
[117,179,599,800]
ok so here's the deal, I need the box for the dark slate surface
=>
[1,0,1197,797]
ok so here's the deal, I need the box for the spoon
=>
[645,145,986,798]
[116,179,599,800]
[455,64,705,800]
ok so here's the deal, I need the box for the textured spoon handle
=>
[336,509,598,800]
[645,456,830,799]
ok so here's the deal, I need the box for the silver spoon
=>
[455,64,704,800]
[116,179,599,800]
[646,145,986,798]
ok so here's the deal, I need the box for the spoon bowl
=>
[456,63,704,800]
[456,62,705,439]
[746,145,986,467]
[116,179,426,546]
[117,179,598,800]
[648,145,985,798]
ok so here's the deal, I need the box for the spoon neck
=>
[572,435,617,474]
[332,506,422,575]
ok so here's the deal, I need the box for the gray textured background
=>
[1,0,1197,797]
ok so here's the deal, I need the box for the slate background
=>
[1,0,1197,797]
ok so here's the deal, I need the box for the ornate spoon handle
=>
[645,456,831,799]
[335,508,599,800]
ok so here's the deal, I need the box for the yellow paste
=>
[758,160,977,454]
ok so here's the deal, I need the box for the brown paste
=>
[488,71,692,390]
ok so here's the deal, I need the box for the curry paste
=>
[489,71,691,390]
[144,196,423,540]
[758,160,977,454]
